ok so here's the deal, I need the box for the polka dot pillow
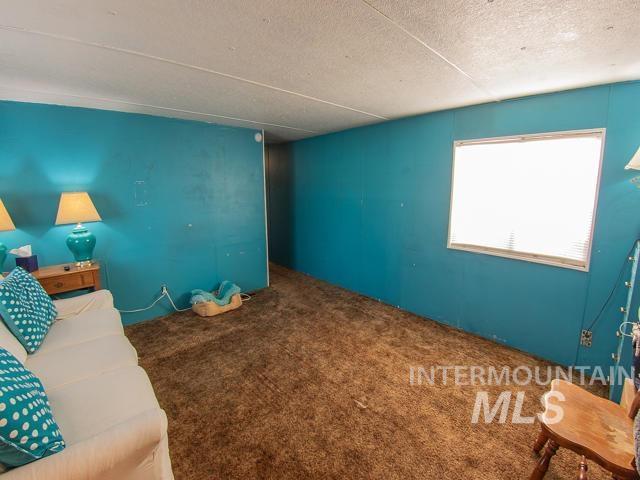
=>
[0,348,65,467]
[0,268,57,353]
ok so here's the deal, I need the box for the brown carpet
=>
[126,264,610,480]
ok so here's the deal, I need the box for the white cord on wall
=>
[118,285,191,314]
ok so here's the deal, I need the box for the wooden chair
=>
[530,378,640,480]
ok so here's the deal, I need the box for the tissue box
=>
[16,255,38,273]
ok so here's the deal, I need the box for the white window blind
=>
[448,130,604,271]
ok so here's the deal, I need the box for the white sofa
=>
[0,290,173,480]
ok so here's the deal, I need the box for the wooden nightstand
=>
[31,262,102,295]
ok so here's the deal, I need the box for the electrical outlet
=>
[580,329,593,347]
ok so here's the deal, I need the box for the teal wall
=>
[267,82,640,368]
[0,101,268,324]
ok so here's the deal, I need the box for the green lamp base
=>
[66,223,97,267]
[0,242,6,270]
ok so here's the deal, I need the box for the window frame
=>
[447,128,606,272]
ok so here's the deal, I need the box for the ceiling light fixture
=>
[624,146,640,170]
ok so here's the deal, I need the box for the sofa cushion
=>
[0,268,57,353]
[52,290,114,321]
[46,367,160,445]
[0,409,170,480]
[36,309,123,355]
[0,348,65,467]
[25,336,139,390]
[0,318,27,365]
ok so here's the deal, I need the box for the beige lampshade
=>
[55,192,102,226]
[625,146,640,171]
[0,199,16,232]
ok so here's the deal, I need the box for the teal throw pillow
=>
[0,347,65,467]
[0,268,57,353]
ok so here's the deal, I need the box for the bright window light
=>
[448,130,604,271]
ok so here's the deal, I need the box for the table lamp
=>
[0,199,16,268]
[55,192,102,267]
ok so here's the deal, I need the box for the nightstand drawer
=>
[39,271,96,294]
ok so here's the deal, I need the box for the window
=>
[448,129,605,271]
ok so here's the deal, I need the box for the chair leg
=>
[577,456,588,480]
[529,440,559,480]
[533,429,548,455]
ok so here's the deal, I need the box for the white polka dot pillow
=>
[0,347,65,467]
[0,268,57,353]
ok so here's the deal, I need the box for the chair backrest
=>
[621,377,640,420]
[621,378,636,413]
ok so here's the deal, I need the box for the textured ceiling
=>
[1,0,639,142]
